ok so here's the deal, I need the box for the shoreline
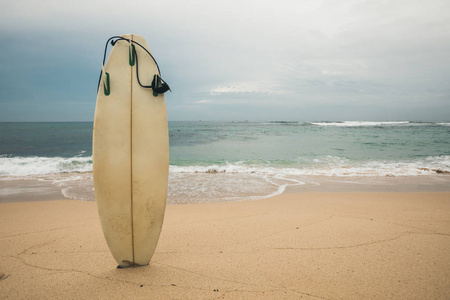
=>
[1,173,450,204]
[1,191,450,299]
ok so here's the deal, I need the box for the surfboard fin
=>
[101,64,111,96]
[129,43,135,66]
[151,74,171,97]
[103,73,110,96]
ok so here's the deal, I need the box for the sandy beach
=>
[1,191,449,299]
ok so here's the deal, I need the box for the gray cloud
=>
[1,0,449,121]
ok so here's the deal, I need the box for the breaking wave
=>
[0,155,92,177]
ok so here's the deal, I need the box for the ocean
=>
[1,121,450,203]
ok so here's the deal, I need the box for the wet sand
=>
[1,192,450,299]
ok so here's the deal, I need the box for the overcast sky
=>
[1,0,449,121]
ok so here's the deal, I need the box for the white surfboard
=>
[93,34,169,268]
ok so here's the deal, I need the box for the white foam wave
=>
[170,156,450,177]
[167,156,449,204]
[2,155,448,204]
[2,154,447,179]
[0,155,92,176]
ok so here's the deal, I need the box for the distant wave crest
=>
[308,121,450,127]
[310,121,410,127]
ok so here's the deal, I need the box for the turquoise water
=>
[1,121,449,203]
[169,121,450,175]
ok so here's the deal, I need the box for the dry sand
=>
[1,192,450,299]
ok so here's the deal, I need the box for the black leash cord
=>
[96,36,166,93]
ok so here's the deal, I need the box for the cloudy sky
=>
[1,0,449,121]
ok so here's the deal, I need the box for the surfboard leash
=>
[97,36,171,97]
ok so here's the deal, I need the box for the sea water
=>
[1,121,449,203]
